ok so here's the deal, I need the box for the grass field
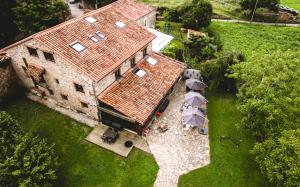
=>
[3,98,158,187]
[210,22,300,61]
[282,0,300,11]
[179,93,268,187]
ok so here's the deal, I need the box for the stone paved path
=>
[147,81,210,187]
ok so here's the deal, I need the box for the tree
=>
[12,0,70,35]
[199,51,245,92]
[0,0,19,47]
[252,129,300,186]
[83,0,115,8]
[181,0,213,29]
[183,34,222,62]
[0,111,59,187]
[240,0,280,11]
[231,52,300,140]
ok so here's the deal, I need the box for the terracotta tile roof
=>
[34,6,155,81]
[26,63,45,82]
[113,0,156,21]
[98,53,186,124]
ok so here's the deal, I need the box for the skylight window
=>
[147,57,158,65]
[70,42,86,52]
[116,21,126,28]
[95,31,105,39]
[89,35,99,42]
[133,68,146,78]
[84,16,97,24]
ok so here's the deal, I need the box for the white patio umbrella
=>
[182,108,206,127]
[184,92,207,107]
[185,78,207,91]
[184,69,203,81]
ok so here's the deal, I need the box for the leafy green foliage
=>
[183,34,222,62]
[199,51,245,92]
[231,52,300,140]
[181,0,213,29]
[252,129,300,186]
[239,0,280,11]
[0,0,18,47]
[84,0,115,8]
[12,0,70,35]
[0,111,59,187]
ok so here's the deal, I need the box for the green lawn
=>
[210,22,300,61]
[178,93,268,187]
[282,0,300,11]
[3,98,158,187]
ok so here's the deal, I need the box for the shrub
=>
[239,0,279,11]
[181,0,213,29]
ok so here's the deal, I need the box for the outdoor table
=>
[102,128,119,144]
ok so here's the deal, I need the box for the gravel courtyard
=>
[147,81,210,187]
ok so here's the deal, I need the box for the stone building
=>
[1,0,185,135]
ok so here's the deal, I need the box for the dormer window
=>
[84,16,97,24]
[89,35,99,43]
[27,47,38,57]
[70,42,86,52]
[116,21,126,28]
[96,31,105,39]
[147,57,157,65]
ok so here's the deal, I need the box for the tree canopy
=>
[240,0,280,11]
[181,0,213,29]
[0,111,59,187]
[12,0,70,35]
[252,129,300,186]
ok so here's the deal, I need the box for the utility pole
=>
[250,0,259,23]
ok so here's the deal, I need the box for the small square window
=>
[74,83,84,93]
[116,21,126,28]
[70,42,86,52]
[48,89,54,95]
[84,16,97,24]
[55,79,59,84]
[27,47,38,57]
[115,69,121,80]
[43,52,55,62]
[130,57,136,68]
[61,94,68,100]
[81,102,88,108]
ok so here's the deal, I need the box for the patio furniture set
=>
[101,128,119,144]
[182,69,209,135]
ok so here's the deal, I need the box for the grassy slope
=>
[3,98,158,187]
[179,93,267,187]
[282,0,300,11]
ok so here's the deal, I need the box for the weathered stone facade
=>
[136,10,156,28]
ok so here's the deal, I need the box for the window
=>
[144,18,147,27]
[147,57,158,65]
[133,68,146,78]
[142,48,147,58]
[22,58,28,67]
[70,42,86,52]
[55,79,59,84]
[22,66,28,76]
[43,52,55,62]
[130,57,136,68]
[61,94,68,100]
[81,101,88,108]
[95,31,105,39]
[27,47,38,57]
[40,75,46,83]
[115,69,121,80]
[74,83,84,93]
[89,35,99,43]
[116,21,126,28]
[48,89,54,95]
[84,16,97,24]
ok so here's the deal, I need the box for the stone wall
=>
[136,11,157,28]
[0,54,18,105]
[5,40,99,120]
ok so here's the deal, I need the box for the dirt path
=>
[212,19,300,27]
[147,81,210,187]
